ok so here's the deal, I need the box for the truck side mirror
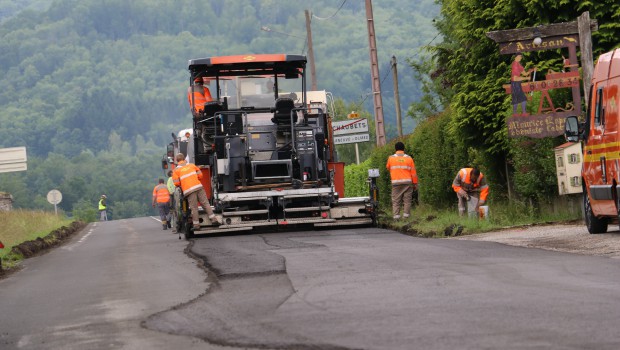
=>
[161,156,169,170]
[564,116,581,142]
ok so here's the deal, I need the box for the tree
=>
[412,0,620,203]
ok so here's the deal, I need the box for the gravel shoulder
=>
[453,223,620,258]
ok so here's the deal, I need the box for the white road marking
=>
[62,226,94,251]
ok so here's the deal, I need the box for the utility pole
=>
[305,10,318,91]
[365,0,386,146]
[391,56,402,137]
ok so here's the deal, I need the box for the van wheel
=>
[584,192,607,234]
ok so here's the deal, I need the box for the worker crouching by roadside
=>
[386,142,418,220]
[153,179,171,230]
[452,167,489,217]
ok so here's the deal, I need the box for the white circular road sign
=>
[47,189,62,205]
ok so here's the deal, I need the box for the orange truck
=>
[565,48,620,233]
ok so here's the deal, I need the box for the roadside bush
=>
[344,159,372,197]
[71,199,98,222]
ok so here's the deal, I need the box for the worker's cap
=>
[101,194,107,198]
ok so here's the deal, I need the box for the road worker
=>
[152,178,171,230]
[386,141,418,220]
[452,167,489,217]
[172,153,219,230]
[187,77,213,116]
[98,195,107,221]
[166,170,177,232]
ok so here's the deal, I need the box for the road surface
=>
[1,219,620,349]
[147,224,620,349]
[0,218,226,349]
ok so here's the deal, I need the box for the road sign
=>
[0,147,27,174]
[347,112,359,119]
[334,133,370,145]
[332,118,369,136]
[47,190,62,205]
[47,189,62,215]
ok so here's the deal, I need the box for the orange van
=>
[565,48,620,233]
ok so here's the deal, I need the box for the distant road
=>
[1,221,620,349]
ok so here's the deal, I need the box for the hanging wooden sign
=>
[486,19,597,138]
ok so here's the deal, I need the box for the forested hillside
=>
[0,0,438,218]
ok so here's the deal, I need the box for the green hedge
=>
[343,110,469,211]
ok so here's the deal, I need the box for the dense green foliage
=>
[408,0,620,205]
[343,159,371,198]
[0,149,162,219]
[0,0,438,217]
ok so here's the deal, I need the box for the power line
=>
[351,61,393,113]
[312,0,347,21]
[361,32,441,112]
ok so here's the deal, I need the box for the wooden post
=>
[505,157,512,202]
[567,44,581,114]
[365,0,386,147]
[578,11,595,109]
[391,56,403,137]
[305,10,317,91]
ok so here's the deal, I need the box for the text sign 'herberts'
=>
[332,118,369,136]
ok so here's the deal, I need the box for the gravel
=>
[453,223,620,258]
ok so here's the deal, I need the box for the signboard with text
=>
[488,23,585,138]
[332,118,369,136]
[334,133,370,145]
[0,147,27,174]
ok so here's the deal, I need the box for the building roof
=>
[554,142,580,151]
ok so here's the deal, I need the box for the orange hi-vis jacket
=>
[452,168,489,201]
[386,151,418,185]
[187,85,213,114]
[172,160,204,195]
[152,184,171,204]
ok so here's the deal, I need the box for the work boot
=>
[163,224,167,230]
[209,214,221,226]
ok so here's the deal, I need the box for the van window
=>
[595,87,604,126]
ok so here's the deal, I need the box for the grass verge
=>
[379,201,582,237]
[0,210,74,270]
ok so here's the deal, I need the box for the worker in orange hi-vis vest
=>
[187,77,213,116]
[452,167,489,217]
[172,153,219,230]
[386,141,418,220]
[152,178,171,230]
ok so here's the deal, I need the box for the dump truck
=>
[172,54,378,239]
